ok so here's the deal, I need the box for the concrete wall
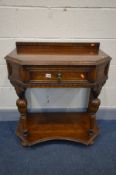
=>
[0,1,116,118]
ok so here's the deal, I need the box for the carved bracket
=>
[14,86,26,99]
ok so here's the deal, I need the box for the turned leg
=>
[15,87,28,137]
[87,85,101,135]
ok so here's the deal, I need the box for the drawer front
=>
[27,67,95,83]
[30,70,87,82]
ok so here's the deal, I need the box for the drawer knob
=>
[57,73,62,81]
[80,73,85,79]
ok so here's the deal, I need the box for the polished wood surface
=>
[5,42,111,146]
[6,49,109,66]
[16,42,100,54]
[16,112,99,146]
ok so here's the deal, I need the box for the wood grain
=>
[16,112,100,146]
[5,42,111,146]
[5,42,111,66]
[16,42,100,54]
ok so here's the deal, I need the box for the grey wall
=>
[0,0,116,120]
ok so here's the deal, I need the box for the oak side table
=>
[5,42,111,146]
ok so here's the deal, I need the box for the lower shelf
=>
[16,112,100,146]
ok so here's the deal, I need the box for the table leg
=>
[15,86,28,137]
[87,85,102,135]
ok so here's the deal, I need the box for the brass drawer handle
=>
[80,73,85,79]
[57,73,62,81]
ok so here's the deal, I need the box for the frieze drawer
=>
[26,67,95,83]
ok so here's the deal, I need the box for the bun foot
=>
[88,129,94,136]
[21,140,29,147]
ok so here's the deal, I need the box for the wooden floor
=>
[16,112,100,146]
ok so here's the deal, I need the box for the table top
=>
[5,42,111,66]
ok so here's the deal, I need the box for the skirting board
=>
[0,108,116,121]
